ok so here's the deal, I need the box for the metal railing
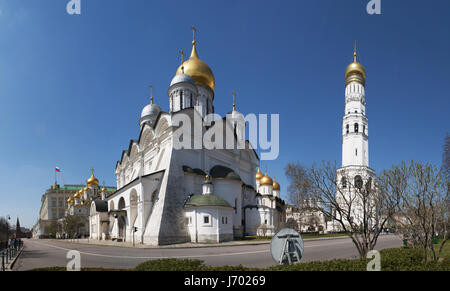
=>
[1,240,23,271]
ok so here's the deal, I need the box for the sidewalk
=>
[46,234,353,249]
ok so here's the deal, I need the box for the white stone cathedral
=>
[335,47,376,228]
[89,34,286,245]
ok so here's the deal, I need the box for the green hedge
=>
[135,258,205,271]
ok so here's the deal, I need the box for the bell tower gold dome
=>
[176,40,215,91]
[345,44,366,86]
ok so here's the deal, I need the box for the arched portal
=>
[118,216,126,242]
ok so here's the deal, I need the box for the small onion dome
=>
[87,174,99,186]
[74,192,81,199]
[101,186,107,193]
[345,51,366,85]
[170,73,195,87]
[273,179,280,191]
[67,197,72,203]
[256,168,263,180]
[260,173,273,186]
[176,41,215,91]
[203,170,212,185]
[141,103,161,118]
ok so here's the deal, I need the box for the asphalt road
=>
[13,235,401,270]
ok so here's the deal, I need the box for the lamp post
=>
[6,215,10,244]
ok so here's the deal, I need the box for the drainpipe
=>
[194,209,198,243]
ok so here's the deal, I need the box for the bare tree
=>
[443,132,449,176]
[0,217,11,244]
[285,218,299,232]
[379,160,449,262]
[302,161,398,258]
[62,216,85,239]
[285,162,312,208]
[257,224,270,237]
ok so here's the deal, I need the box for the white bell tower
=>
[336,43,375,226]
[342,48,369,168]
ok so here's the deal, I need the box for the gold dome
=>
[67,197,72,203]
[256,168,263,180]
[101,186,107,193]
[273,179,280,191]
[176,41,215,91]
[87,174,99,186]
[260,173,273,186]
[345,51,366,85]
[74,192,80,199]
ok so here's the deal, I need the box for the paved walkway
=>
[49,234,352,249]
[13,235,402,270]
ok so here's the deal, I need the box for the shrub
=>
[135,258,205,271]
[30,267,129,271]
[268,259,368,271]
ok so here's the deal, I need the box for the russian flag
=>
[55,167,61,173]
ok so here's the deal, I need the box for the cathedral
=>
[88,32,286,245]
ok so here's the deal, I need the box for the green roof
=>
[185,194,232,208]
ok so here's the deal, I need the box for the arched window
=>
[346,124,349,134]
[363,125,366,135]
[354,123,359,133]
[118,197,126,210]
[365,177,372,193]
[354,175,363,189]
[341,177,347,188]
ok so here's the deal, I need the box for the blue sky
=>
[0,0,449,228]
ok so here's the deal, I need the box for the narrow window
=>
[355,148,358,156]
[341,177,347,188]
[235,198,238,214]
[203,216,209,224]
[346,124,349,134]
[363,125,366,135]
[354,123,359,133]
[180,91,183,108]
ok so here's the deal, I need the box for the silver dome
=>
[170,73,195,87]
[141,103,161,118]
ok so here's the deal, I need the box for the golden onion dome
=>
[260,173,273,186]
[345,51,366,85]
[74,192,81,199]
[87,174,99,186]
[67,197,72,203]
[273,179,280,191]
[176,41,215,91]
[101,186,107,193]
[256,168,263,180]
